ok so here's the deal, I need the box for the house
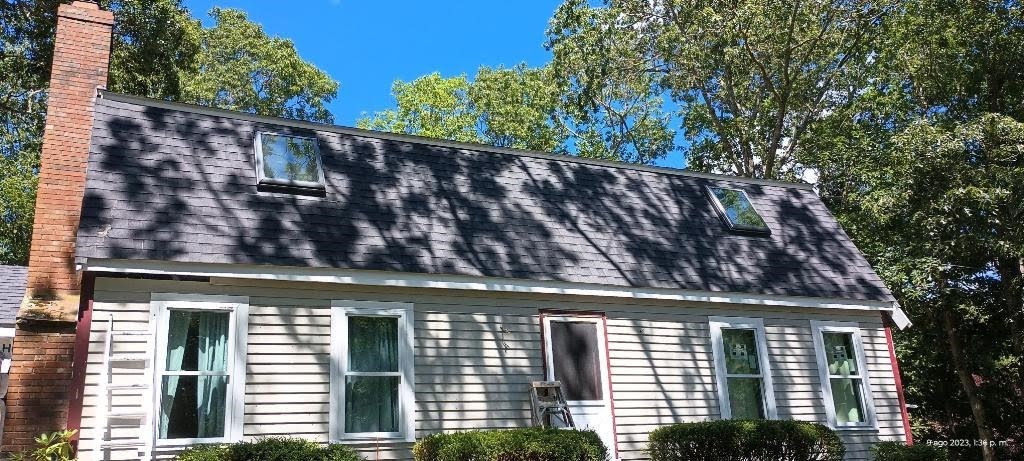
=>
[5,2,914,460]
[0,265,24,347]
[0,265,25,442]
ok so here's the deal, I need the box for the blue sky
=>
[183,1,686,168]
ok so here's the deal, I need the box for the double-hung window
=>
[709,316,777,419]
[810,321,876,428]
[152,294,249,444]
[330,301,415,442]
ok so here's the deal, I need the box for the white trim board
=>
[81,258,910,328]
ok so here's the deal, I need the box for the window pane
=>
[727,377,765,419]
[831,378,865,423]
[165,310,229,372]
[823,332,859,376]
[348,316,399,372]
[722,328,760,375]
[159,375,227,439]
[260,133,321,183]
[709,187,768,231]
[345,376,399,433]
[549,321,603,401]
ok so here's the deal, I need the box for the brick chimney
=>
[3,1,112,452]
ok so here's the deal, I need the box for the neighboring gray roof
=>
[0,265,27,326]
[75,92,895,303]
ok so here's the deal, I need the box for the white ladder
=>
[95,315,154,460]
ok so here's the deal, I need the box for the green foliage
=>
[546,0,889,179]
[358,65,571,155]
[359,72,481,144]
[0,0,337,265]
[413,428,607,461]
[9,429,78,461]
[175,444,231,461]
[871,441,948,461]
[358,62,671,163]
[802,2,1024,458]
[181,8,338,124]
[174,437,364,461]
[646,420,844,461]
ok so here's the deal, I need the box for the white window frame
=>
[253,131,326,189]
[810,320,878,430]
[150,293,249,447]
[330,300,415,442]
[704,185,771,234]
[709,316,778,419]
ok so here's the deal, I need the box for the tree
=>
[801,2,1024,459]
[358,72,481,144]
[360,63,673,163]
[546,0,890,179]
[181,8,337,124]
[0,0,338,265]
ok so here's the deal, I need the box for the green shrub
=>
[414,427,607,461]
[647,420,844,461]
[871,441,948,461]
[9,429,78,461]
[175,444,231,461]
[173,437,364,461]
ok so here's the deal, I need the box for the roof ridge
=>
[97,90,813,190]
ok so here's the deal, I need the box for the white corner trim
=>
[83,258,902,315]
[809,320,878,430]
[0,327,16,338]
[708,316,778,420]
[329,300,415,443]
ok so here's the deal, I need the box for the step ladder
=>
[530,381,575,428]
[95,315,154,460]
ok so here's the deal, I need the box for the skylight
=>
[706,186,770,234]
[254,132,325,191]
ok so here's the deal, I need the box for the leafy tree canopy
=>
[546,0,890,179]
[359,63,673,163]
[0,0,337,265]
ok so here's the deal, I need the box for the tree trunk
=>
[940,307,996,461]
[997,257,1024,357]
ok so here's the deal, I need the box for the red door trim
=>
[537,309,619,459]
[67,272,96,445]
[884,316,913,445]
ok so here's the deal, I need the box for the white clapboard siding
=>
[75,277,906,461]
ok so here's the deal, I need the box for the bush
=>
[9,429,78,461]
[647,420,844,461]
[176,444,231,461]
[414,427,608,461]
[871,441,948,461]
[174,437,364,461]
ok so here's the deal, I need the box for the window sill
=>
[155,437,233,447]
[333,434,414,444]
[833,425,879,432]
[256,182,326,197]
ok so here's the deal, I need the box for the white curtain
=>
[159,312,191,437]
[197,312,229,437]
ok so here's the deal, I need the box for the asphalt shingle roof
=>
[0,265,26,327]
[75,93,895,303]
